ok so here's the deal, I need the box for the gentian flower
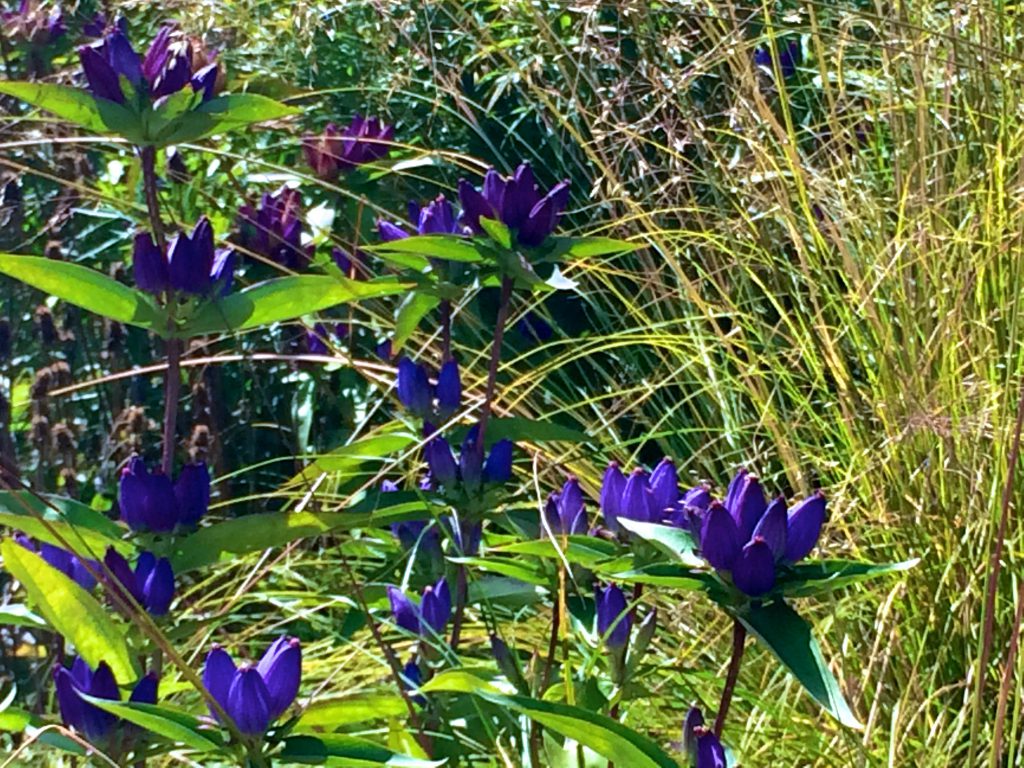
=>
[600,457,686,533]
[396,357,462,420]
[118,456,210,532]
[387,577,451,637]
[54,658,157,743]
[15,534,97,590]
[305,322,346,355]
[681,707,728,767]
[458,162,570,248]
[202,637,301,736]
[332,247,366,278]
[102,547,174,616]
[302,114,394,179]
[424,423,513,493]
[236,187,308,270]
[596,583,630,651]
[78,24,218,105]
[542,476,588,535]
[132,218,233,297]
[377,195,461,241]
[753,39,801,79]
[692,469,827,597]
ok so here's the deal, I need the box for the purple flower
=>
[132,231,169,294]
[202,637,301,735]
[118,456,211,532]
[15,534,97,591]
[132,218,231,298]
[596,583,631,651]
[436,359,462,418]
[753,39,801,79]
[387,577,451,637]
[397,358,432,418]
[54,658,157,743]
[103,547,175,616]
[305,323,346,355]
[236,187,308,270]
[458,162,570,248]
[378,195,461,240]
[543,476,588,535]
[681,707,728,767]
[302,114,394,179]
[601,459,682,531]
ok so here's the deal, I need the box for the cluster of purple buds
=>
[302,114,394,179]
[54,658,157,743]
[133,218,234,298]
[459,162,570,248]
[79,24,219,105]
[397,357,461,421]
[102,547,174,616]
[425,423,513,493]
[378,195,462,241]
[118,457,210,533]
[305,322,347,355]
[753,39,801,79]
[682,707,727,767]
[387,577,451,638]
[687,469,827,597]
[236,187,308,270]
[203,637,302,736]
[600,457,680,533]
[2,0,64,47]
[15,534,97,590]
[543,476,588,536]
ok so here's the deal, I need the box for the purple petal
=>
[752,497,787,560]
[732,538,776,597]
[256,637,301,721]
[699,503,740,571]
[202,647,237,719]
[784,491,826,562]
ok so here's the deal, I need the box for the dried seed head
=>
[59,467,78,495]
[49,361,72,388]
[52,421,76,453]
[30,368,53,400]
[31,414,50,446]
[44,240,64,261]
[34,306,57,345]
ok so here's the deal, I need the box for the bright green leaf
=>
[393,292,440,352]
[617,519,703,566]
[479,217,512,249]
[78,695,222,752]
[365,235,485,264]
[0,82,139,136]
[296,693,407,729]
[1,540,136,683]
[776,558,919,598]
[280,734,445,766]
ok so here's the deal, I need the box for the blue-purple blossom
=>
[753,39,801,79]
[54,658,157,743]
[133,218,233,297]
[118,456,210,532]
[682,707,728,767]
[237,187,308,270]
[458,162,570,248]
[387,577,451,637]
[378,195,461,241]
[303,114,394,179]
[600,460,678,531]
[596,583,631,651]
[396,357,462,420]
[78,24,218,104]
[15,534,97,590]
[543,476,588,535]
[202,637,302,736]
[103,547,175,616]
[692,470,828,597]
[424,423,513,493]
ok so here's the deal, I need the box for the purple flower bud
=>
[784,491,826,562]
[420,577,451,634]
[732,538,776,597]
[227,666,272,735]
[699,503,740,571]
[682,484,713,512]
[105,30,143,88]
[397,358,432,418]
[377,220,409,242]
[459,426,483,490]
[103,547,175,616]
[622,468,655,523]
[682,706,704,757]
[596,583,631,651]
[417,195,458,235]
[649,457,679,517]
[694,727,728,768]
[425,435,457,486]
[457,178,495,234]
[600,462,626,533]
[751,497,787,560]
[302,115,393,178]
[454,519,482,556]
[556,476,587,534]
[202,646,236,720]
[118,457,177,532]
[54,659,120,742]
[727,472,767,543]
[459,163,569,247]
[387,586,420,633]
[168,217,216,295]
[78,43,124,103]
[174,461,210,527]
[129,672,159,705]
[132,232,169,295]
[256,637,301,721]
[483,439,513,484]
[517,180,570,247]
[191,62,219,100]
[436,359,461,417]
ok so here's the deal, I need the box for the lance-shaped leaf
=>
[151,93,299,146]
[776,558,919,598]
[280,734,444,766]
[735,599,861,728]
[0,540,136,683]
[393,291,441,352]
[0,491,130,557]
[0,255,165,332]
[365,235,486,268]
[180,275,410,336]
[617,519,704,567]
[0,82,140,138]
[78,696,223,753]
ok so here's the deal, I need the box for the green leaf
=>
[280,734,444,766]
[157,93,299,145]
[78,695,222,752]
[285,432,417,486]
[735,600,861,728]
[424,673,677,768]
[0,82,139,136]
[181,275,409,336]
[0,604,46,629]
[365,235,485,264]
[393,292,440,352]
[0,491,129,558]
[490,537,623,569]
[296,693,407,729]
[0,255,164,331]
[479,216,512,249]
[449,556,549,587]
[601,563,720,594]
[776,558,919,598]
[546,236,644,258]
[1,540,136,683]
[484,417,588,445]
[0,513,127,562]
[617,519,703,566]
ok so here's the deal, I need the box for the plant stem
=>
[475,275,514,452]
[139,145,180,476]
[440,298,452,361]
[713,620,747,737]
[448,561,469,650]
